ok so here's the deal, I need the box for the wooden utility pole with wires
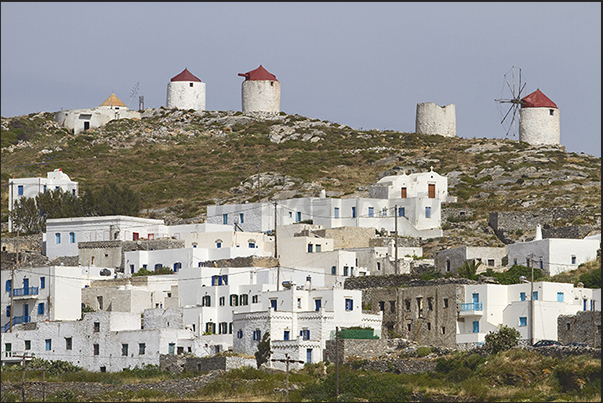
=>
[335,326,340,400]
[274,201,280,291]
[271,354,304,402]
[528,253,535,345]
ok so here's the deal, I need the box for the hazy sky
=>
[2,2,601,157]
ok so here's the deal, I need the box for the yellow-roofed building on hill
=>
[54,93,141,134]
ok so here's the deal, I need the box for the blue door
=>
[306,348,312,364]
[24,304,29,318]
[23,278,29,295]
[472,321,479,333]
[315,299,322,311]
[472,293,479,310]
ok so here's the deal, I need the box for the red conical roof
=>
[521,89,557,108]
[170,68,202,82]
[238,65,278,81]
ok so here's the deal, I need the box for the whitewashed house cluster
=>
[7,168,79,233]
[232,282,382,370]
[207,169,449,239]
[456,281,600,349]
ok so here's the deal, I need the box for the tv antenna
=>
[494,66,526,137]
[128,82,140,109]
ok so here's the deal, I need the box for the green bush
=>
[484,325,521,354]
[416,347,432,357]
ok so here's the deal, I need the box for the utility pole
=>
[394,205,399,275]
[335,326,340,400]
[271,354,304,402]
[21,354,26,402]
[529,253,534,346]
[257,162,261,202]
[42,366,46,403]
[9,266,14,333]
[274,201,279,291]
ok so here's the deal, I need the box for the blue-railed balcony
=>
[459,302,483,316]
[11,287,39,298]
[2,315,31,333]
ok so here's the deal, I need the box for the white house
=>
[434,246,507,275]
[232,284,383,370]
[368,168,453,202]
[44,215,233,260]
[1,266,114,333]
[81,275,178,314]
[7,169,79,233]
[0,309,207,372]
[506,236,600,276]
[456,281,599,349]
[54,93,142,135]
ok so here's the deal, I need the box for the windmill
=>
[495,66,527,137]
[128,82,140,109]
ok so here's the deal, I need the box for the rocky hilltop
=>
[1,108,600,256]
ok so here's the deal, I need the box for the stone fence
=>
[160,354,256,373]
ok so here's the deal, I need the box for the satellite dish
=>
[495,66,527,137]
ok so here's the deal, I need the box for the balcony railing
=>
[11,287,39,297]
[460,302,483,312]
[1,315,31,333]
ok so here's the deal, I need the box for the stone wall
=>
[0,233,43,253]
[488,208,597,244]
[201,256,279,268]
[557,310,601,348]
[159,354,256,373]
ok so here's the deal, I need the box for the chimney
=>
[534,224,542,241]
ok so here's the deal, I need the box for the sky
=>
[1,2,601,157]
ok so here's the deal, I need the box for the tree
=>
[82,183,141,216]
[458,259,482,280]
[255,331,272,369]
[484,325,521,355]
[10,197,44,234]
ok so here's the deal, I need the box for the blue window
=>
[519,317,527,327]
[345,298,353,311]
[425,207,431,218]
[351,207,356,218]
[539,260,543,269]
[334,207,339,218]
[40,277,45,289]
[315,299,322,311]
[239,213,244,224]
[296,212,301,222]
[69,232,76,243]
[344,266,349,276]
[398,207,405,217]
[45,339,51,351]
[6,279,11,292]
[43,185,47,193]
[38,303,45,315]
[520,292,526,301]
[557,292,564,302]
[583,299,587,311]
[532,291,538,301]
[331,266,336,275]
[222,214,228,225]
[237,329,243,339]
[284,330,290,340]
[6,305,10,317]
[253,330,262,341]
[306,348,312,364]
[301,329,310,340]
[472,321,479,333]
[571,255,577,264]
[270,299,277,311]
[248,242,255,248]
[55,233,61,244]
[216,242,222,248]
[368,207,374,217]
[18,185,24,195]
[154,263,162,271]
[55,186,59,191]
[173,262,181,272]
[308,244,313,253]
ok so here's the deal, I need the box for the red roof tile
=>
[521,89,557,108]
[238,65,278,81]
[170,68,202,82]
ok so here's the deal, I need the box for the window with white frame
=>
[345,298,353,311]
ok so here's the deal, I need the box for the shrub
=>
[484,325,521,354]
[416,346,432,357]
